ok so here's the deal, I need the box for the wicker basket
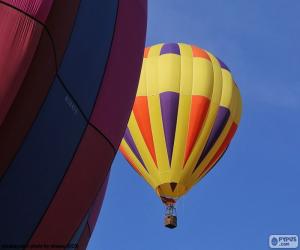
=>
[164,215,177,229]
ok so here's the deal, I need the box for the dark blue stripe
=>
[193,106,230,172]
[124,128,148,172]
[0,79,86,244]
[159,92,179,165]
[58,0,119,118]
[217,58,231,72]
[160,43,180,55]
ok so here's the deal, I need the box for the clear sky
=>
[88,0,300,249]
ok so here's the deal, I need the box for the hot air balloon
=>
[120,43,242,229]
[0,0,147,249]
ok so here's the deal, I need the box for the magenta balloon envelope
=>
[0,0,147,248]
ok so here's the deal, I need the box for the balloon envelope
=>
[120,43,242,201]
[0,0,147,248]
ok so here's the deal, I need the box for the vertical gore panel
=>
[159,92,179,164]
[0,0,81,178]
[195,106,230,170]
[90,0,147,148]
[27,126,114,246]
[133,97,157,165]
[0,5,43,125]
[43,0,81,66]
[58,0,119,117]
[0,79,86,244]
[123,128,146,168]
[184,96,210,164]
[160,43,180,55]
[0,22,56,178]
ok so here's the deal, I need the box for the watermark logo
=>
[65,95,79,115]
[269,235,298,248]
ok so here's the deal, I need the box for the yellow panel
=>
[234,85,243,123]
[178,43,193,57]
[219,69,234,108]
[192,58,214,97]
[179,52,193,95]
[148,43,163,57]
[169,44,193,183]
[146,56,159,96]
[180,52,223,189]
[136,61,147,96]
[170,95,191,183]
[147,95,171,183]
[158,54,181,93]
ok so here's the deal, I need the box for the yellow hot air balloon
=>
[119,42,242,228]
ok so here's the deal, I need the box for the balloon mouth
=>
[156,182,187,200]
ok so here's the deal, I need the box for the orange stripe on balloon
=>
[198,122,238,178]
[119,145,143,176]
[191,45,210,60]
[184,96,210,165]
[144,47,150,58]
[133,96,157,166]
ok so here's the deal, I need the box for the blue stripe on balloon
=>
[160,43,180,55]
[159,92,179,165]
[124,128,148,172]
[193,106,230,171]
[217,58,231,72]
[0,79,86,244]
[58,0,119,118]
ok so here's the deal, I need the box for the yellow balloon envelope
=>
[120,43,242,203]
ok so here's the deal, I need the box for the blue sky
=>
[88,0,300,249]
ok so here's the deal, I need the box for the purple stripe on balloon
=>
[193,106,230,171]
[160,43,180,55]
[124,128,148,172]
[217,58,231,72]
[160,92,179,165]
